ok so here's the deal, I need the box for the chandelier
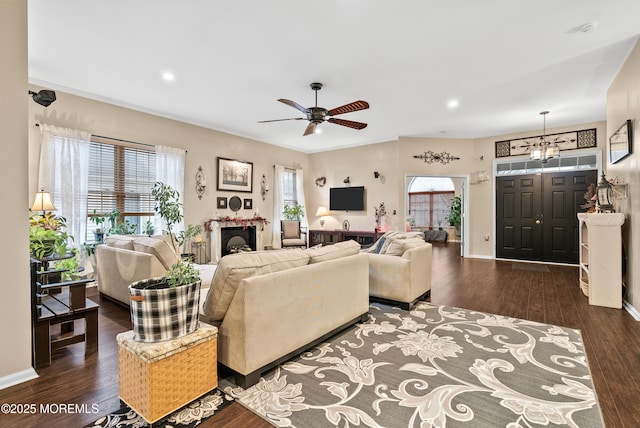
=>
[530,111,559,163]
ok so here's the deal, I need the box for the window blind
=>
[87,139,156,217]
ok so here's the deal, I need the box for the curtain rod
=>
[35,123,156,149]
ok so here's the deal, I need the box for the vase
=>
[128,277,201,342]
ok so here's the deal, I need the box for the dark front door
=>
[496,169,597,264]
[541,170,598,263]
[496,174,543,261]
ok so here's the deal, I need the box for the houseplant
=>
[151,181,183,250]
[283,203,304,220]
[446,196,462,235]
[128,258,201,342]
[178,224,203,261]
[29,213,72,259]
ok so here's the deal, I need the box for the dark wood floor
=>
[1,242,639,427]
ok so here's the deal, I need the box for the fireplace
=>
[210,222,263,262]
[220,226,256,257]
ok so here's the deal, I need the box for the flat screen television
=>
[330,186,366,211]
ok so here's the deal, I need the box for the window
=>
[86,137,156,239]
[408,177,455,229]
[409,192,454,229]
[282,167,297,208]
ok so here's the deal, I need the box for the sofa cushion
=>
[105,235,137,250]
[202,249,310,322]
[132,236,180,270]
[305,240,360,264]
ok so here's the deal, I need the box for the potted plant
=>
[128,258,201,342]
[446,196,462,236]
[89,209,107,242]
[29,213,72,259]
[178,224,203,261]
[283,203,304,220]
[143,220,155,236]
[151,182,183,250]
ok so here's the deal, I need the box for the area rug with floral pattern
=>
[86,388,233,427]
[222,302,604,428]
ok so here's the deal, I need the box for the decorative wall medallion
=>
[315,177,326,187]
[229,196,242,212]
[413,151,460,164]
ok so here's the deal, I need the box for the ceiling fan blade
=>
[303,122,317,136]
[278,99,310,114]
[257,117,305,123]
[327,100,369,116]
[327,117,368,130]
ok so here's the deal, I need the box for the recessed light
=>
[162,71,175,82]
[447,99,459,109]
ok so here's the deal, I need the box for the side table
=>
[117,323,218,424]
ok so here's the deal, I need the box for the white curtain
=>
[271,165,285,249]
[295,168,309,230]
[38,124,91,249]
[155,145,186,234]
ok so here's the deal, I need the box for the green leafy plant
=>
[164,259,200,288]
[178,224,203,255]
[53,253,80,281]
[29,213,72,259]
[283,203,305,220]
[151,182,183,249]
[144,220,155,236]
[114,219,137,235]
[445,196,462,229]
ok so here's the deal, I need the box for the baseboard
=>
[468,254,493,260]
[0,368,38,391]
[623,300,640,321]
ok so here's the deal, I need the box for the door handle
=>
[535,219,541,224]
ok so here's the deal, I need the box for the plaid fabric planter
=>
[129,277,201,343]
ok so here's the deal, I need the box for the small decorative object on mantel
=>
[413,150,460,165]
[204,215,269,232]
[596,173,615,213]
[195,166,206,200]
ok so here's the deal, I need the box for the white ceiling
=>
[28,0,640,153]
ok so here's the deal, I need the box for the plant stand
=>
[117,323,218,424]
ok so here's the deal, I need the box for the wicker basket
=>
[117,324,218,423]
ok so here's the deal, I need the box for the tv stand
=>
[309,229,383,249]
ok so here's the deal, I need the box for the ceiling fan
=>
[258,82,369,136]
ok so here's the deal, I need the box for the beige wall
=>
[607,38,640,310]
[28,87,309,254]
[306,124,606,258]
[0,0,36,388]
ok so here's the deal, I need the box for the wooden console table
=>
[309,229,383,248]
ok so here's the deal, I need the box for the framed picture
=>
[244,198,253,210]
[609,120,632,164]
[217,157,253,193]
[217,197,228,209]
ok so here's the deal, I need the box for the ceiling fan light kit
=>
[258,82,369,136]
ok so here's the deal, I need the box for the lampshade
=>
[315,206,329,216]
[30,189,56,212]
[529,111,559,164]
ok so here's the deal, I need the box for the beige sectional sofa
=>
[200,240,369,387]
[365,231,432,310]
